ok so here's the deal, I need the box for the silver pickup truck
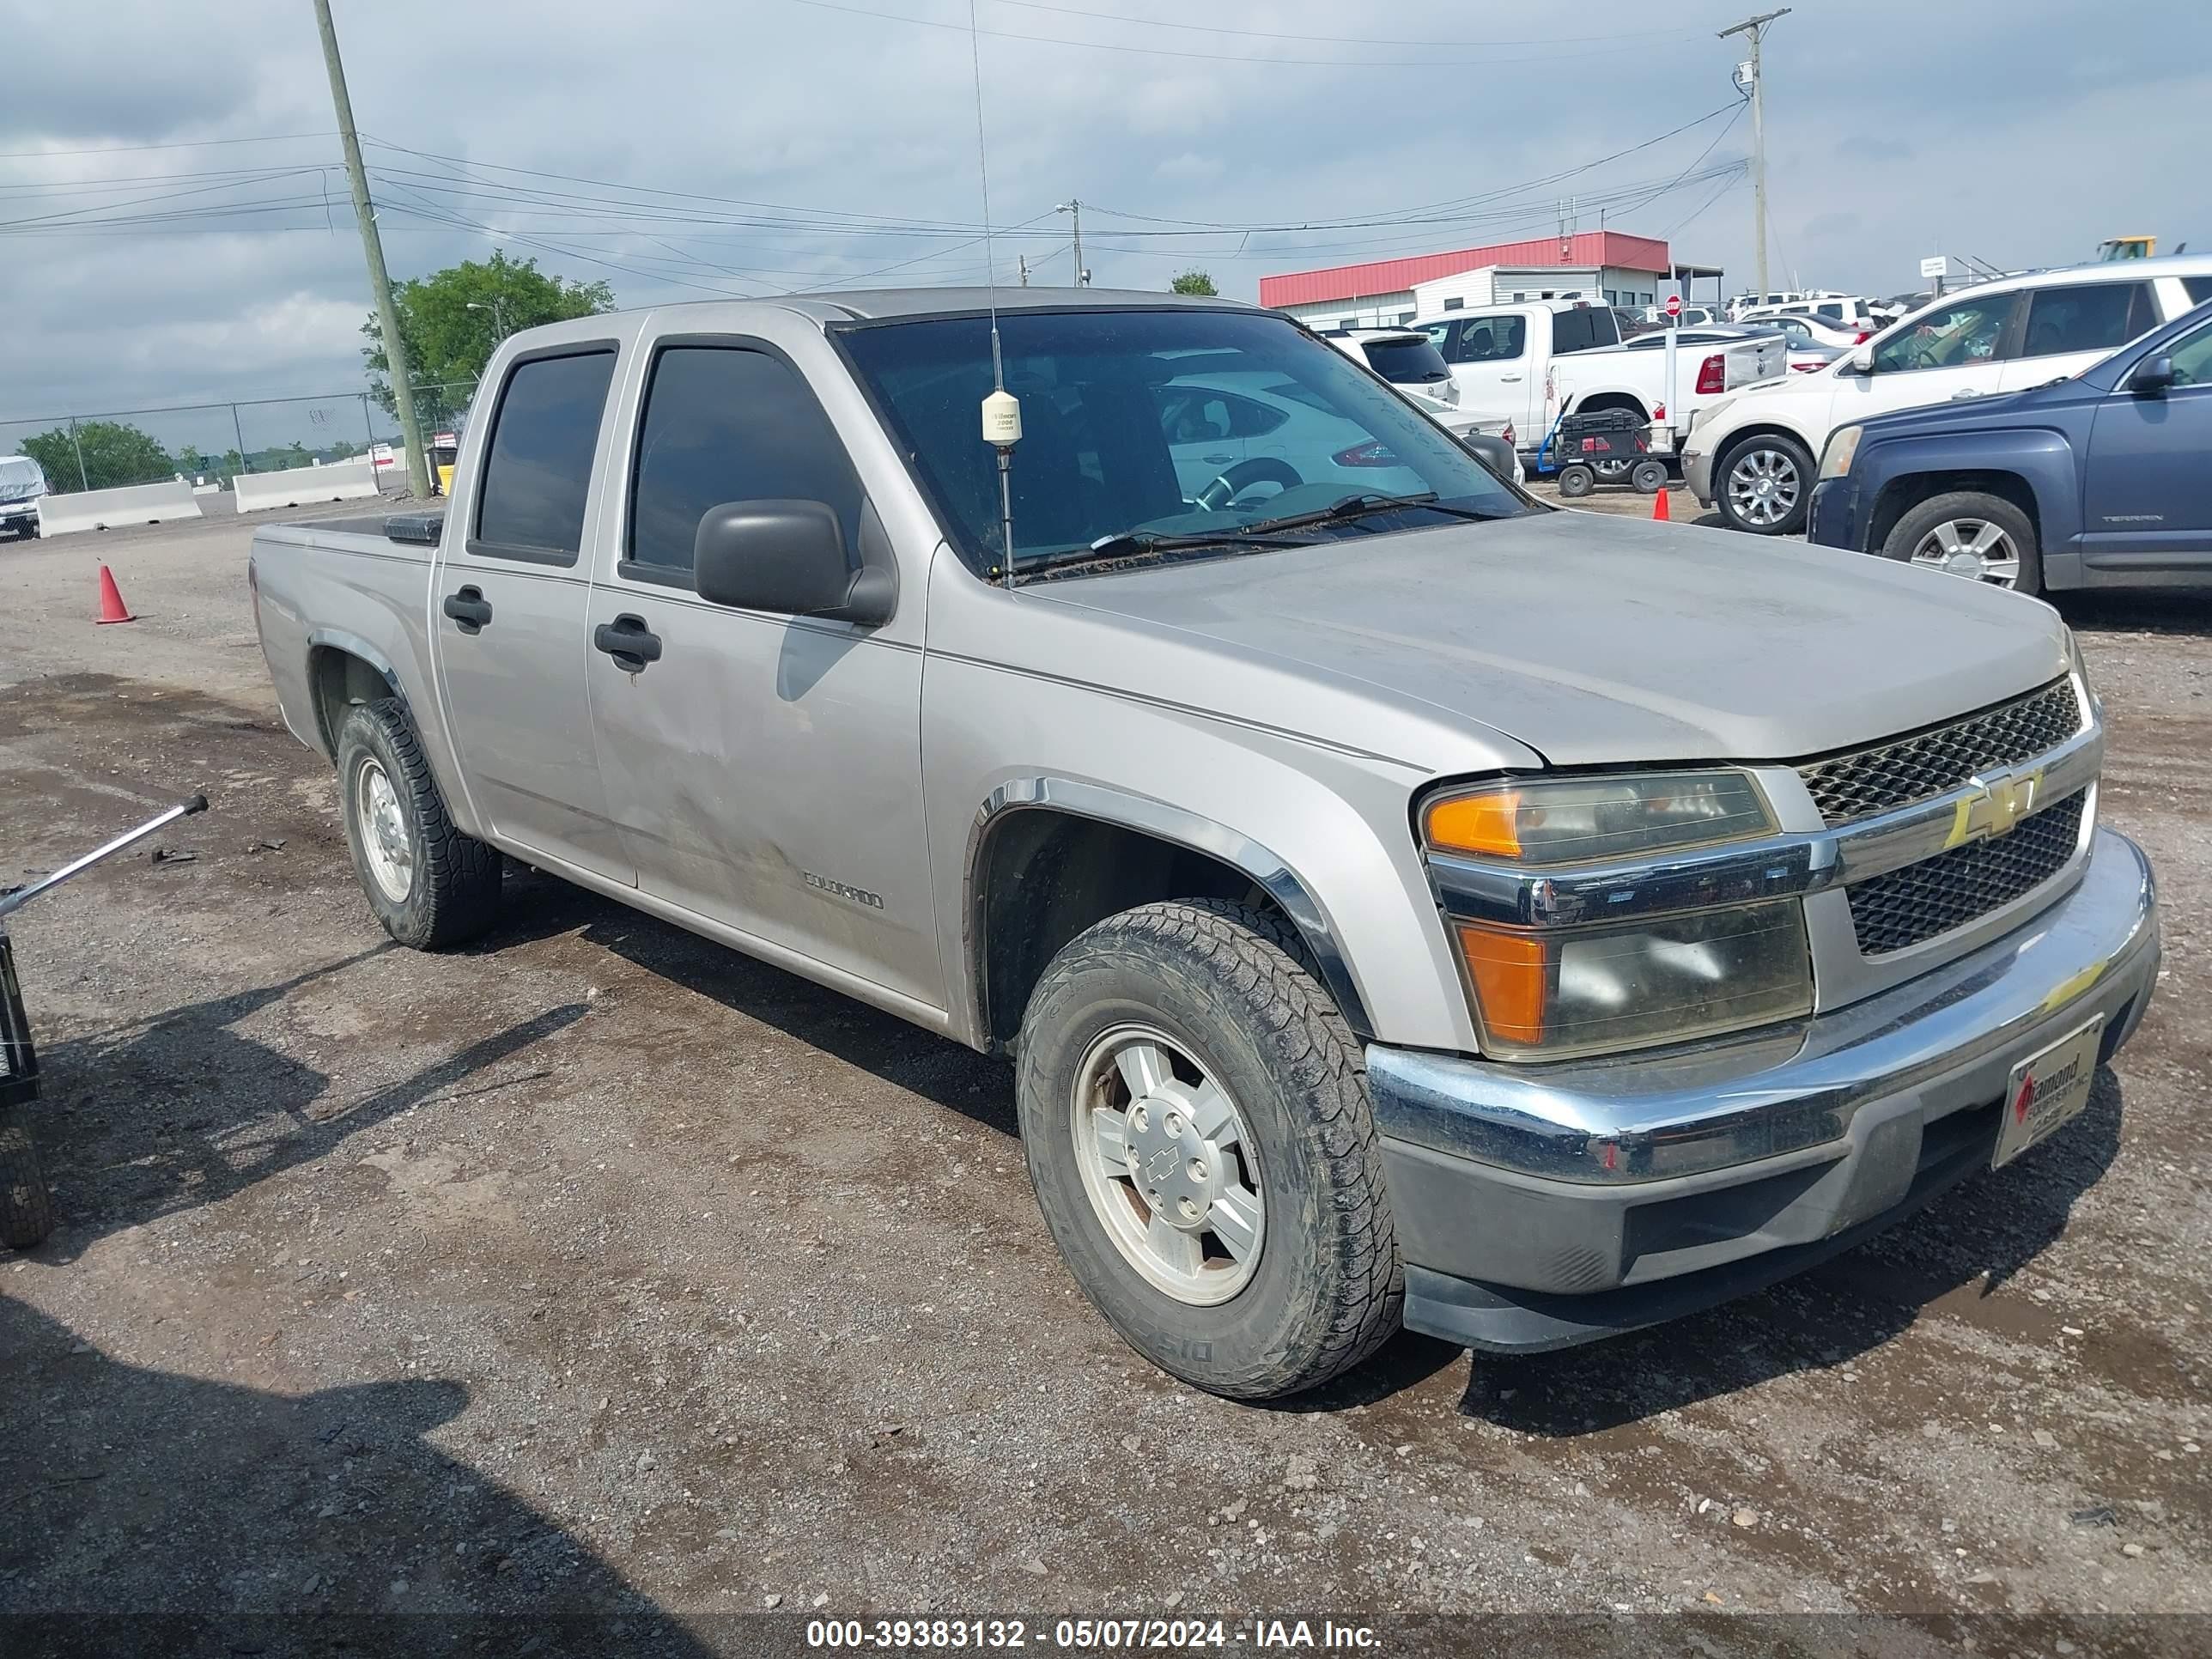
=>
[250,289,2160,1401]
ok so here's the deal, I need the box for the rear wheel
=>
[1717,432,1814,534]
[1881,491,2042,595]
[1015,901,1401,1400]
[336,699,502,949]
[1557,463,1597,499]
[1630,459,1669,495]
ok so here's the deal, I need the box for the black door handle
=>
[441,586,492,633]
[593,614,663,673]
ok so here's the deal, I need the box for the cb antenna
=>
[966,0,1022,589]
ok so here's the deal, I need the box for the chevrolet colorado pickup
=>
[250,289,2160,1401]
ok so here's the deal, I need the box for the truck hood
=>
[1030,509,2070,769]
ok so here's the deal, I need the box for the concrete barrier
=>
[233,457,380,514]
[35,479,204,536]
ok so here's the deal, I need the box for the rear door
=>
[2079,313,2212,571]
[1997,280,2160,393]
[431,340,636,883]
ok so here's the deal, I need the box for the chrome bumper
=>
[1369,828,2158,1328]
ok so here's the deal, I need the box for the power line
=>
[986,0,1708,50]
[0,131,333,160]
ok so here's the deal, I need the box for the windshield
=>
[838,307,1524,575]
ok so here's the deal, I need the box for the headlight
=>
[1424,771,1809,1059]
[1423,771,1776,866]
[1453,900,1814,1060]
[1819,424,1863,480]
[1690,398,1733,435]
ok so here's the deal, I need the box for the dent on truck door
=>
[432,346,637,884]
[583,341,941,1007]
[2080,315,2212,570]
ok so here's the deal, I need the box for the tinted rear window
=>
[1362,338,1451,384]
[2019,283,2157,359]
[475,350,617,562]
[2186,277,2212,306]
[1551,307,1613,353]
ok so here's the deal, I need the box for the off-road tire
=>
[1015,900,1401,1400]
[1881,490,2044,596]
[0,1108,55,1249]
[336,698,501,949]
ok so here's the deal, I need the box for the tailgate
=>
[1723,335,1787,389]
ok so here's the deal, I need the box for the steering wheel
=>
[1194,457,1304,513]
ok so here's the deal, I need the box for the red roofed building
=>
[1259,231,1714,327]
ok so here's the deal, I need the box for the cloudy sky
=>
[3,0,2206,449]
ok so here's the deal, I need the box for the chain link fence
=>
[0,382,478,496]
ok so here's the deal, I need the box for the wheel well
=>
[1866,471,2039,554]
[1571,392,1649,422]
[970,810,1310,1052]
[307,646,401,758]
[1715,422,1814,467]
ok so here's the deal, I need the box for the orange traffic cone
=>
[95,564,136,624]
[1651,487,1672,522]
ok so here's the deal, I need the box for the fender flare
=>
[966,776,1376,1040]
[305,628,410,752]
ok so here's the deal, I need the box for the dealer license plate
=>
[1991,1018,2103,1170]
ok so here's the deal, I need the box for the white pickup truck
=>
[1416,301,1784,453]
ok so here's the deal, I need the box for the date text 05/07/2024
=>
[804,1618,1382,1650]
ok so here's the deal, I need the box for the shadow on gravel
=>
[0,1296,713,1656]
[489,865,1018,1133]
[17,945,586,1264]
[2057,590,2212,634]
[1455,1071,2128,1435]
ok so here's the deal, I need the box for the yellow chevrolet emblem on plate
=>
[1944,766,2045,848]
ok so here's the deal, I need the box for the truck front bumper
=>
[1367,828,2160,1353]
[1805,477,1862,550]
[1680,443,1717,506]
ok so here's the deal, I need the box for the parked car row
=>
[1684,253,2212,539]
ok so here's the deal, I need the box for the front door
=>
[1437,313,1536,434]
[2080,315,2212,571]
[1836,289,2021,424]
[431,344,635,884]
[581,339,941,1008]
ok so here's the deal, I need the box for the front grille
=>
[1846,793,2085,956]
[1798,679,2082,826]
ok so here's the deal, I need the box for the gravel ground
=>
[0,502,2206,1655]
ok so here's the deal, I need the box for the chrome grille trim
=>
[1847,793,2087,956]
[1796,678,2084,827]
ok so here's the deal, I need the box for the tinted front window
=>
[2021,283,2156,359]
[2186,277,2212,305]
[629,346,863,572]
[475,350,616,560]
[839,308,1522,574]
[2165,318,2212,387]
[1458,316,1526,362]
[1871,295,2012,373]
[1361,338,1452,385]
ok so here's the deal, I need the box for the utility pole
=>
[1018,253,1029,287]
[467,297,509,341]
[1057,199,1086,286]
[313,0,430,499]
[1720,9,1790,307]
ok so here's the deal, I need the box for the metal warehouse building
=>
[1258,231,1721,329]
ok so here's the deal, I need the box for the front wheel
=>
[1716,433,1814,535]
[1557,463,1597,499]
[1630,459,1669,495]
[0,1108,55,1249]
[1015,901,1401,1401]
[1881,491,2042,595]
[336,699,503,949]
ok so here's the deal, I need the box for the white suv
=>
[1685,256,2212,533]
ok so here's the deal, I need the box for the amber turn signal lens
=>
[1426,791,1524,858]
[1455,923,1549,1048]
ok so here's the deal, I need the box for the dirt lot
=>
[0,503,2207,1654]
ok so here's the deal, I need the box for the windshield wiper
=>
[1018,525,1316,577]
[1233,492,1508,536]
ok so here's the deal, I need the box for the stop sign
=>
[1665,295,1683,319]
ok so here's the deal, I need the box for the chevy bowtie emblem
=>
[1945,765,2045,848]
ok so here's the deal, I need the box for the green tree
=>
[19,421,174,494]
[362,251,615,428]
[1170,269,1218,297]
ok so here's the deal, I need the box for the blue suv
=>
[1808,301,2212,595]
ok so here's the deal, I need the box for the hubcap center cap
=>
[1124,1087,1224,1230]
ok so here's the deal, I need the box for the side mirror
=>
[692,500,895,626]
[2129,354,2177,396]
[1846,344,1875,375]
